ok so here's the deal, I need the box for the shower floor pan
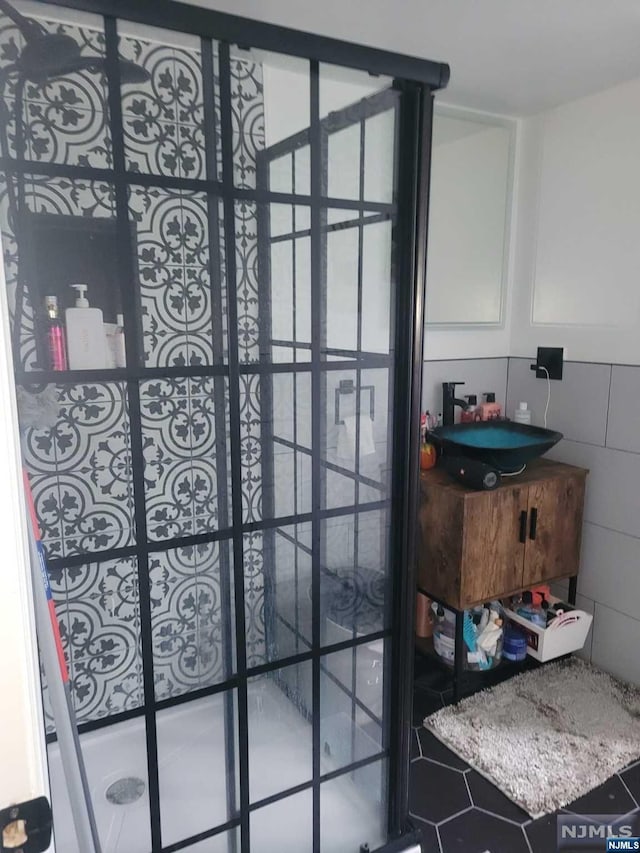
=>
[47,680,384,852]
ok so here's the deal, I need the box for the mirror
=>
[425,105,515,327]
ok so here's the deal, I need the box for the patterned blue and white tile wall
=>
[1,14,268,728]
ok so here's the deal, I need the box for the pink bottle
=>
[45,295,68,371]
[479,392,502,421]
[460,394,481,423]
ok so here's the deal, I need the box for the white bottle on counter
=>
[514,401,532,424]
[65,284,107,370]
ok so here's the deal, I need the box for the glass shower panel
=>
[184,829,240,852]
[361,219,393,354]
[363,109,397,204]
[239,366,313,523]
[234,199,260,365]
[322,367,389,510]
[235,49,310,192]
[156,691,239,847]
[49,556,142,726]
[250,788,313,853]
[270,371,312,517]
[47,716,152,853]
[243,531,268,669]
[2,0,423,844]
[20,379,135,559]
[149,540,236,700]
[319,63,392,122]
[268,202,312,363]
[269,153,292,194]
[270,236,294,349]
[295,145,311,195]
[0,2,111,168]
[119,24,217,182]
[320,642,386,775]
[269,522,313,662]
[269,201,293,237]
[327,124,361,201]
[320,509,391,645]
[326,218,359,353]
[320,759,388,853]
[140,377,232,540]
[130,188,225,369]
[247,662,313,803]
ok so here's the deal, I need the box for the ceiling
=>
[189,0,640,115]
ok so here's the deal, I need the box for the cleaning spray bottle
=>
[65,284,107,370]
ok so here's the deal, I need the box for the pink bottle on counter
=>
[479,392,502,420]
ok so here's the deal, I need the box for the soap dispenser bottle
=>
[480,392,502,421]
[65,284,107,370]
[460,394,479,423]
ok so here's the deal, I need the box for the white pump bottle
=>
[65,284,107,369]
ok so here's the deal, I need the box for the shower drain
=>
[105,777,146,806]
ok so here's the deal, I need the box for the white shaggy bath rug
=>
[424,658,640,819]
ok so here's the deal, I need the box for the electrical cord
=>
[502,463,527,477]
[539,365,551,427]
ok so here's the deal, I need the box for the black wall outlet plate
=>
[535,346,564,380]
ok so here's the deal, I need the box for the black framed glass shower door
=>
[1,2,445,851]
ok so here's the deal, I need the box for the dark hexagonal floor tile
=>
[413,688,445,726]
[466,770,530,824]
[409,758,471,824]
[411,816,441,852]
[415,668,455,695]
[524,812,560,853]
[619,762,640,806]
[566,775,637,816]
[438,808,530,853]
[417,729,469,772]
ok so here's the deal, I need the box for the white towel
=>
[336,414,376,462]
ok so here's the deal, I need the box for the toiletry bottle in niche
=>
[44,295,67,371]
[115,313,126,368]
[479,392,502,421]
[104,313,127,369]
[460,394,479,423]
[514,401,532,425]
[65,284,107,370]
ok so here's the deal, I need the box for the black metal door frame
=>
[2,2,446,851]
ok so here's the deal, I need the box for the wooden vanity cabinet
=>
[417,459,587,610]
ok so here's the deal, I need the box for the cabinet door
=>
[523,473,586,584]
[460,486,528,607]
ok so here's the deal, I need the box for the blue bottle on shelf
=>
[516,590,546,628]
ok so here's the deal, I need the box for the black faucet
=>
[442,382,467,426]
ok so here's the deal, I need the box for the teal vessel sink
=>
[429,421,563,473]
